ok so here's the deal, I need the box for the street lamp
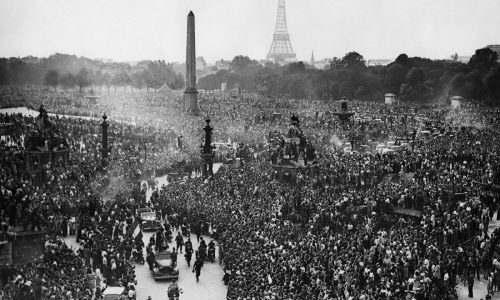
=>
[201,118,215,178]
[100,113,109,167]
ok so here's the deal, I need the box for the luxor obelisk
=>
[184,11,199,114]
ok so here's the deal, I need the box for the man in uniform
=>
[192,258,203,282]
[155,228,164,251]
[185,238,193,266]
[468,272,474,298]
[175,232,184,253]
[170,247,178,267]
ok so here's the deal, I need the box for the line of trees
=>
[0,53,185,92]
[198,48,500,105]
[1,49,499,104]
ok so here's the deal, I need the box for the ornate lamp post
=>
[201,118,215,178]
[101,113,109,167]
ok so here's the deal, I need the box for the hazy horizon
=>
[1,0,499,64]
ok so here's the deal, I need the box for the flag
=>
[127,221,143,241]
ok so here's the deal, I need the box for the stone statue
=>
[35,105,54,138]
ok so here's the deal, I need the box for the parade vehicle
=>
[136,207,162,231]
[102,286,126,300]
[152,250,179,281]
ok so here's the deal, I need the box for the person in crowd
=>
[175,232,184,253]
[185,244,193,267]
[170,247,177,267]
[192,258,203,283]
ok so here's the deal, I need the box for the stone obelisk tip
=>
[184,9,199,115]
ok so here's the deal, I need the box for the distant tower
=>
[267,0,297,64]
[310,51,315,67]
[184,11,199,115]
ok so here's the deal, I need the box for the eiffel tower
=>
[267,0,297,64]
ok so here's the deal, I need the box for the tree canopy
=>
[197,48,500,105]
[1,49,500,105]
[0,53,185,91]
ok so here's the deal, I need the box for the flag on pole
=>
[127,221,143,242]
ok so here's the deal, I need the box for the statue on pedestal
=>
[269,114,318,185]
[25,105,70,183]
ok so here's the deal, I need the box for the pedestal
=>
[202,153,214,178]
[184,88,199,114]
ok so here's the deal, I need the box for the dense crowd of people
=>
[1,86,500,299]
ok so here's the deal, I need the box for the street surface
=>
[62,229,227,300]
[136,231,227,300]
[457,214,500,300]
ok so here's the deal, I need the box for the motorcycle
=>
[131,249,145,264]
[167,283,182,300]
[181,224,191,237]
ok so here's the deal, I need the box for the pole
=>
[101,113,109,167]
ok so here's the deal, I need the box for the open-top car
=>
[136,207,162,231]
[102,286,126,300]
[152,250,179,281]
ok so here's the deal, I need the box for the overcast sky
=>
[0,0,499,63]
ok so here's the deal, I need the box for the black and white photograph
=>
[1,0,500,299]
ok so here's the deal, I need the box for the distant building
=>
[367,59,392,67]
[457,56,471,63]
[206,65,217,72]
[310,51,315,68]
[21,56,41,64]
[171,62,186,77]
[259,59,276,66]
[196,57,206,72]
[486,45,500,62]
[315,58,331,70]
[450,95,463,109]
[384,93,396,105]
[215,59,231,71]
[94,58,114,64]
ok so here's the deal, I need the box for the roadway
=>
[62,229,227,300]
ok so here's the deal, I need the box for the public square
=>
[1,0,500,300]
